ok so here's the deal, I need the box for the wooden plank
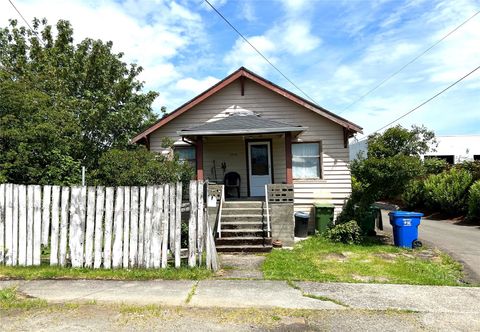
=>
[5,184,13,265]
[33,185,42,266]
[161,184,169,268]
[151,186,163,269]
[169,184,175,255]
[11,185,19,265]
[84,187,96,268]
[41,185,52,246]
[197,181,204,266]
[123,187,130,268]
[17,185,27,266]
[103,187,114,269]
[69,186,86,268]
[112,187,124,268]
[59,187,70,267]
[143,186,153,268]
[174,182,182,268]
[26,185,34,266]
[0,184,4,264]
[129,187,139,267]
[137,187,146,267]
[93,186,105,269]
[49,186,60,265]
[188,181,197,267]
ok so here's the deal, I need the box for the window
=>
[292,142,322,179]
[174,146,196,168]
[474,155,480,161]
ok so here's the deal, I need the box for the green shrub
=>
[423,158,449,175]
[423,168,473,215]
[403,180,425,209]
[325,220,363,244]
[467,180,480,220]
[455,161,480,181]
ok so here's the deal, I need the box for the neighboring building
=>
[350,135,480,164]
[133,67,362,249]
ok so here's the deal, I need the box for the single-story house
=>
[133,67,362,250]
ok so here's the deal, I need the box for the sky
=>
[1,0,479,139]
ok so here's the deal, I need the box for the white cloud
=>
[224,35,278,74]
[281,22,321,55]
[175,76,220,95]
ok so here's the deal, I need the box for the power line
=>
[339,10,480,114]
[204,0,319,104]
[355,63,480,143]
[8,0,46,47]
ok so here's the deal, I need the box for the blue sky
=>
[1,0,479,139]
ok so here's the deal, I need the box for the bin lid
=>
[294,211,310,218]
[388,210,423,217]
[314,203,334,208]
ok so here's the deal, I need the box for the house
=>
[133,67,362,250]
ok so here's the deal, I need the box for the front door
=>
[247,141,272,196]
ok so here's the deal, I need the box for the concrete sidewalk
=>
[2,279,480,313]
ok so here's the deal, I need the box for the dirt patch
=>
[324,253,348,262]
[215,254,265,279]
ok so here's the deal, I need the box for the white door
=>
[248,141,272,196]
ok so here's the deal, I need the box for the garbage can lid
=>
[388,210,424,217]
[294,211,310,218]
[313,203,335,208]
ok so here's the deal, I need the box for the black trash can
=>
[294,211,309,238]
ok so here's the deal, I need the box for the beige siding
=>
[149,79,352,217]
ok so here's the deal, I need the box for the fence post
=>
[18,185,27,266]
[12,185,19,266]
[144,186,154,268]
[50,186,61,266]
[59,187,70,267]
[93,186,105,269]
[129,187,139,267]
[161,184,169,268]
[84,186,96,268]
[5,184,13,265]
[188,180,197,267]
[103,187,114,269]
[41,185,52,246]
[137,187,146,268]
[175,182,182,268]
[112,187,124,269]
[197,181,204,266]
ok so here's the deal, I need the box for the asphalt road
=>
[381,210,480,283]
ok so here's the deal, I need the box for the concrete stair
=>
[216,201,272,253]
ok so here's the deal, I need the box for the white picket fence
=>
[0,181,218,270]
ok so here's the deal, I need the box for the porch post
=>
[285,132,293,184]
[196,136,204,180]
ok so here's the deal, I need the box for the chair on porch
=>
[224,172,241,198]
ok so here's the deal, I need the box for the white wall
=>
[424,135,480,163]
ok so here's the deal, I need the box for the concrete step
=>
[216,244,272,253]
[221,221,265,230]
[221,215,264,222]
[222,208,265,215]
[220,229,266,237]
[216,237,272,246]
[223,201,264,209]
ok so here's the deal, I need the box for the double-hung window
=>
[174,146,196,168]
[292,142,322,179]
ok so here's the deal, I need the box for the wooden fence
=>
[0,181,217,270]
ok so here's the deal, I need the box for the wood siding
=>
[150,79,351,218]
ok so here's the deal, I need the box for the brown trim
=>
[245,139,274,197]
[292,141,323,180]
[195,136,204,180]
[131,67,363,143]
[285,132,293,184]
[240,76,245,96]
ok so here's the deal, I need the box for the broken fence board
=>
[103,187,114,269]
[93,186,105,269]
[41,185,52,246]
[84,187,96,268]
[50,186,61,265]
[59,187,70,267]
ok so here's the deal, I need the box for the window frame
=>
[174,145,196,168]
[291,141,323,180]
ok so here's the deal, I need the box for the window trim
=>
[174,146,197,168]
[291,141,323,180]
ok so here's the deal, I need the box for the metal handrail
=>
[217,185,225,238]
[265,184,271,238]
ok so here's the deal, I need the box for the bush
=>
[403,180,425,209]
[467,180,480,220]
[423,158,449,175]
[325,220,363,244]
[455,161,480,181]
[423,168,473,215]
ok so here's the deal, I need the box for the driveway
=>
[381,210,480,283]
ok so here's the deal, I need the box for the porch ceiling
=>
[177,115,307,137]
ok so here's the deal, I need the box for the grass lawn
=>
[0,287,47,309]
[0,264,213,281]
[263,236,464,286]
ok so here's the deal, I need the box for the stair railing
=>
[264,184,271,238]
[217,185,225,238]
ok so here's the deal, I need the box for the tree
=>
[0,18,158,184]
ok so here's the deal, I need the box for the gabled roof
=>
[132,67,362,143]
[177,114,307,136]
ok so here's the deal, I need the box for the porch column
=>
[196,136,204,180]
[285,132,293,184]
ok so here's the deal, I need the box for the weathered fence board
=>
[0,182,217,270]
[50,186,60,265]
[41,185,52,246]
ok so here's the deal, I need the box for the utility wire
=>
[204,0,319,104]
[8,0,46,47]
[355,64,480,143]
[339,10,480,114]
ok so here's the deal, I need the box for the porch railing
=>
[264,184,271,238]
[216,185,225,238]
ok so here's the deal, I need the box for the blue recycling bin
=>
[389,211,423,249]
